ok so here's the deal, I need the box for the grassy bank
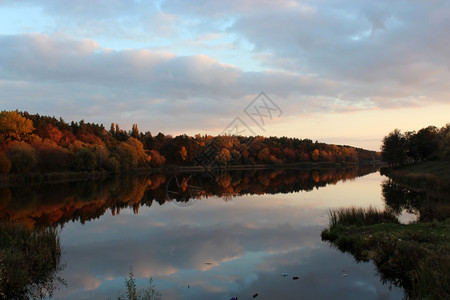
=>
[321,208,450,300]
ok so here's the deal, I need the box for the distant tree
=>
[179,146,187,161]
[412,126,439,161]
[440,132,450,160]
[104,156,121,174]
[149,150,166,167]
[6,142,38,173]
[298,152,310,162]
[110,123,116,135]
[74,148,97,171]
[0,111,34,142]
[311,149,320,162]
[257,148,271,163]
[283,148,296,162]
[216,148,231,165]
[46,124,63,144]
[116,138,150,171]
[77,132,103,145]
[381,129,407,168]
[32,139,72,171]
[131,124,140,139]
[319,150,332,162]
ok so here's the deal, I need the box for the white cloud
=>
[0,1,449,146]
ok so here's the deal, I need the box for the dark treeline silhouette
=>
[0,166,378,228]
[381,124,450,168]
[0,110,380,175]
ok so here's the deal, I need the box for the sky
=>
[0,0,449,150]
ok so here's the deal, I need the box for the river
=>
[0,167,405,299]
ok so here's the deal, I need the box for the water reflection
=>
[382,179,450,222]
[0,165,406,299]
[0,222,64,299]
[0,165,378,228]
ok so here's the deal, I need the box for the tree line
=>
[381,124,450,168]
[0,110,380,175]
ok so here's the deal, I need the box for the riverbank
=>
[321,208,450,299]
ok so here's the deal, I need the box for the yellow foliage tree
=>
[179,146,187,161]
[0,111,34,142]
[311,149,320,162]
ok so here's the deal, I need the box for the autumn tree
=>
[74,148,97,171]
[46,124,63,144]
[216,148,231,165]
[131,124,140,139]
[179,146,187,161]
[32,138,72,171]
[311,149,320,162]
[149,150,166,167]
[0,111,34,142]
[116,138,150,171]
[6,142,38,173]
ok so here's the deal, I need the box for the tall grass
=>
[329,206,399,227]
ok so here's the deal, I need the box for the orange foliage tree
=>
[0,111,34,142]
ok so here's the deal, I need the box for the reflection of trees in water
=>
[323,178,450,299]
[0,223,65,299]
[382,179,450,222]
[0,165,379,228]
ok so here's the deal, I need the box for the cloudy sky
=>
[1,0,449,150]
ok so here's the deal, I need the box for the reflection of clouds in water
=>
[239,246,403,300]
[58,219,320,299]
[53,173,402,299]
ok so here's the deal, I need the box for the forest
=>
[0,110,380,175]
[381,124,450,168]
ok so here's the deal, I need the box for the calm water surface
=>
[1,168,405,299]
[55,171,402,299]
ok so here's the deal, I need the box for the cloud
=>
[1,1,449,141]
[0,33,346,132]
